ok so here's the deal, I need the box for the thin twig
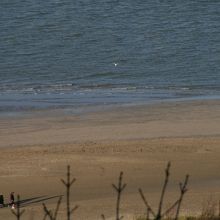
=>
[219,200,220,219]
[156,162,171,220]
[54,196,62,220]
[11,195,25,220]
[42,196,62,220]
[112,171,127,220]
[61,165,78,220]
[174,174,189,220]
[139,162,189,220]
[146,207,151,220]
[161,199,180,217]
[138,188,156,218]
[42,203,53,220]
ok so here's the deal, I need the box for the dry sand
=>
[0,99,220,219]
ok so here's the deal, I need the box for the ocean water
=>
[0,0,220,113]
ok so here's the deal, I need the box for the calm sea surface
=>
[0,0,220,113]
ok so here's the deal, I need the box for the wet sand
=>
[0,100,220,219]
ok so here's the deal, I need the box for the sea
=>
[0,0,220,114]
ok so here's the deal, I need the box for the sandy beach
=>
[0,99,220,220]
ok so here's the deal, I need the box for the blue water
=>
[0,0,220,113]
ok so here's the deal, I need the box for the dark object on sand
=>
[0,195,4,207]
[10,192,15,206]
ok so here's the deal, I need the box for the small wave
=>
[79,83,115,89]
[0,83,77,94]
[83,71,118,79]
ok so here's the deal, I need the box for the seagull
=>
[114,63,118,67]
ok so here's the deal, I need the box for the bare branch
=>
[146,207,150,220]
[61,179,67,187]
[139,162,189,220]
[42,196,62,220]
[138,188,156,217]
[112,172,126,220]
[112,184,118,192]
[219,200,220,219]
[162,199,180,217]
[156,162,171,220]
[42,203,53,220]
[70,205,79,215]
[70,178,76,186]
[54,196,62,220]
[174,174,189,220]
[11,195,25,220]
[61,165,78,220]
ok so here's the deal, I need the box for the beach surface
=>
[0,100,220,219]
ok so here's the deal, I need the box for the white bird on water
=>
[114,63,118,67]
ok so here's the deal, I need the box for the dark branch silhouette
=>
[156,162,171,220]
[219,200,220,219]
[162,175,189,219]
[112,171,127,220]
[174,174,189,220]
[139,188,156,218]
[7,163,190,220]
[61,165,78,220]
[146,207,151,220]
[161,199,180,217]
[43,204,53,220]
[139,162,189,220]
[11,195,25,220]
[42,196,62,220]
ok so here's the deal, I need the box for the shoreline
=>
[1,95,220,119]
[0,98,219,148]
